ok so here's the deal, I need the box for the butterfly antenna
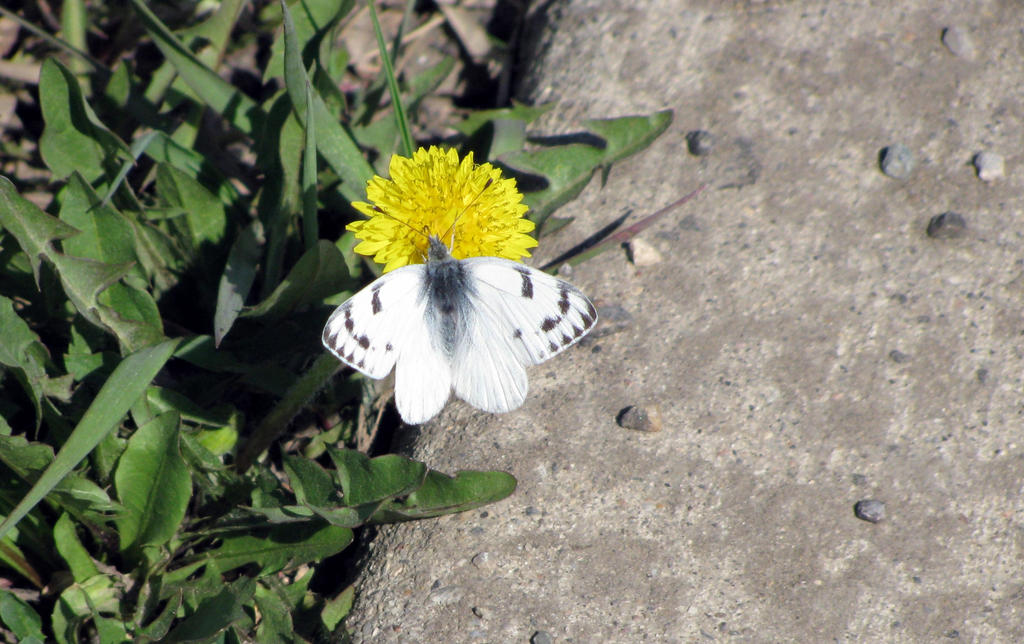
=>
[440,177,493,251]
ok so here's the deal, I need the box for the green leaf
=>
[137,587,181,642]
[367,0,413,156]
[0,295,50,427]
[155,164,228,250]
[242,240,351,321]
[328,448,426,508]
[585,110,674,166]
[196,523,353,577]
[0,338,179,542]
[371,469,517,523]
[501,109,674,226]
[213,221,264,345]
[127,0,264,135]
[279,0,373,201]
[254,583,294,643]
[452,102,553,136]
[264,0,353,82]
[37,59,128,183]
[321,584,354,631]
[143,131,242,210]
[0,590,46,643]
[0,175,80,285]
[115,411,192,550]
[301,80,318,250]
[53,513,100,583]
[163,578,253,643]
[52,575,121,644]
[0,435,119,519]
[283,455,338,507]
[501,143,606,226]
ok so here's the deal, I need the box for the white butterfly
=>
[322,236,598,424]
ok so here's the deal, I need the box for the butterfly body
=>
[323,237,597,424]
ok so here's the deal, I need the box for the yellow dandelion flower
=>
[348,146,537,272]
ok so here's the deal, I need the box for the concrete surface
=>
[347,2,1024,641]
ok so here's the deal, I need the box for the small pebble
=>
[880,144,915,179]
[531,631,553,644]
[472,605,488,619]
[942,25,976,60]
[854,499,886,523]
[616,405,664,432]
[557,263,573,277]
[888,350,910,364]
[976,368,989,384]
[428,585,463,605]
[626,238,663,266]
[851,473,868,486]
[973,151,1005,182]
[926,212,967,239]
[471,551,494,571]
[685,130,716,156]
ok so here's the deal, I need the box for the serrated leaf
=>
[0,175,80,285]
[371,469,517,523]
[115,411,192,550]
[242,240,351,321]
[328,448,426,508]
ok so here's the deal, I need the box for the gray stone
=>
[973,151,1005,182]
[854,499,887,523]
[880,143,915,179]
[942,25,976,60]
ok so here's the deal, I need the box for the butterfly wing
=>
[322,265,454,425]
[322,266,426,378]
[451,258,598,413]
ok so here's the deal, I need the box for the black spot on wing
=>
[371,286,383,314]
[516,266,534,299]
[572,325,584,338]
[541,317,561,332]
[561,333,573,346]
[357,335,370,349]
[557,285,572,315]
[385,343,393,352]
[512,328,523,339]
[548,340,559,352]
[343,309,354,333]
